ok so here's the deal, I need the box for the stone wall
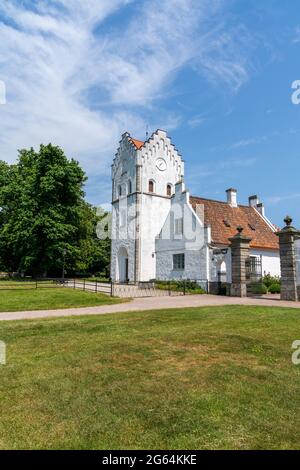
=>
[229,227,252,298]
[277,217,300,301]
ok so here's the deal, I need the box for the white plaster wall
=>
[111,130,184,282]
[139,130,184,196]
[250,249,281,277]
[140,194,171,281]
[155,181,208,281]
[111,134,139,282]
[110,200,136,282]
[138,130,184,281]
[209,249,232,283]
[156,249,208,281]
[112,134,137,201]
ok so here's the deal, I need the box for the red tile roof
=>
[190,196,279,251]
[129,137,144,149]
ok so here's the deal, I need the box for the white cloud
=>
[0,0,255,204]
[229,136,268,149]
[266,193,300,206]
[187,115,206,128]
[220,157,257,168]
[293,27,300,43]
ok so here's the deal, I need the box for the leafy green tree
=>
[73,205,111,277]
[0,144,110,277]
[0,161,12,271]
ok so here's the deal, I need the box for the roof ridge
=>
[190,195,253,209]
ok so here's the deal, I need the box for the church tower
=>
[111,129,184,283]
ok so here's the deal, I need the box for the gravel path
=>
[0,294,300,321]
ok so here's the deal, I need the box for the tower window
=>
[128,180,132,194]
[118,185,122,197]
[148,180,154,193]
[120,210,127,228]
[167,184,172,196]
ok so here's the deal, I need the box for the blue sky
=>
[0,0,299,226]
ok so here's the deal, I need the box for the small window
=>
[175,218,184,235]
[118,185,122,197]
[167,184,172,196]
[223,219,231,228]
[148,180,154,193]
[119,210,126,228]
[173,253,185,270]
[128,180,132,194]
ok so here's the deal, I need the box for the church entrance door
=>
[118,247,129,283]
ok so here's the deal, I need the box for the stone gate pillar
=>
[229,226,252,297]
[276,216,300,301]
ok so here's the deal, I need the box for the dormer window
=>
[167,184,172,196]
[148,180,154,193]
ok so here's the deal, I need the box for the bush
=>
[86,276,110,282]
[269,283,281,294]
[155,280,206,294]
[251,283,268,295]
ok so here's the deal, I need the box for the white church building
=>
[110,130,280,286]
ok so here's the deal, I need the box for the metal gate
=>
[246,256,263,296]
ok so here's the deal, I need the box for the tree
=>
[0,161,12,271]
[73,204,111,277]
[0,144,110,277]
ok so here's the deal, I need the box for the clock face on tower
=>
[156,158,167,172]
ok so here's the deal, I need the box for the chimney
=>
[248,195,259,207]
[257,203,265,217]
[226,188,237,207]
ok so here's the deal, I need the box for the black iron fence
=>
[154,280,208,296]
[0,278,209,298]
[0,278,112,294]
[0,279,64,291]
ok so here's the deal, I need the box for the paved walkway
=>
[1,294,300,321]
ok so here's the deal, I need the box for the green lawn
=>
[0,288,126,312]
[1,305,300,449]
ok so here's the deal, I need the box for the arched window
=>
[148,180,154,193]
[167,184,172,196]
[128,180,132,194]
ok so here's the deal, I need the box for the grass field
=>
[0,288,126,312]
[1,305,300,449]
